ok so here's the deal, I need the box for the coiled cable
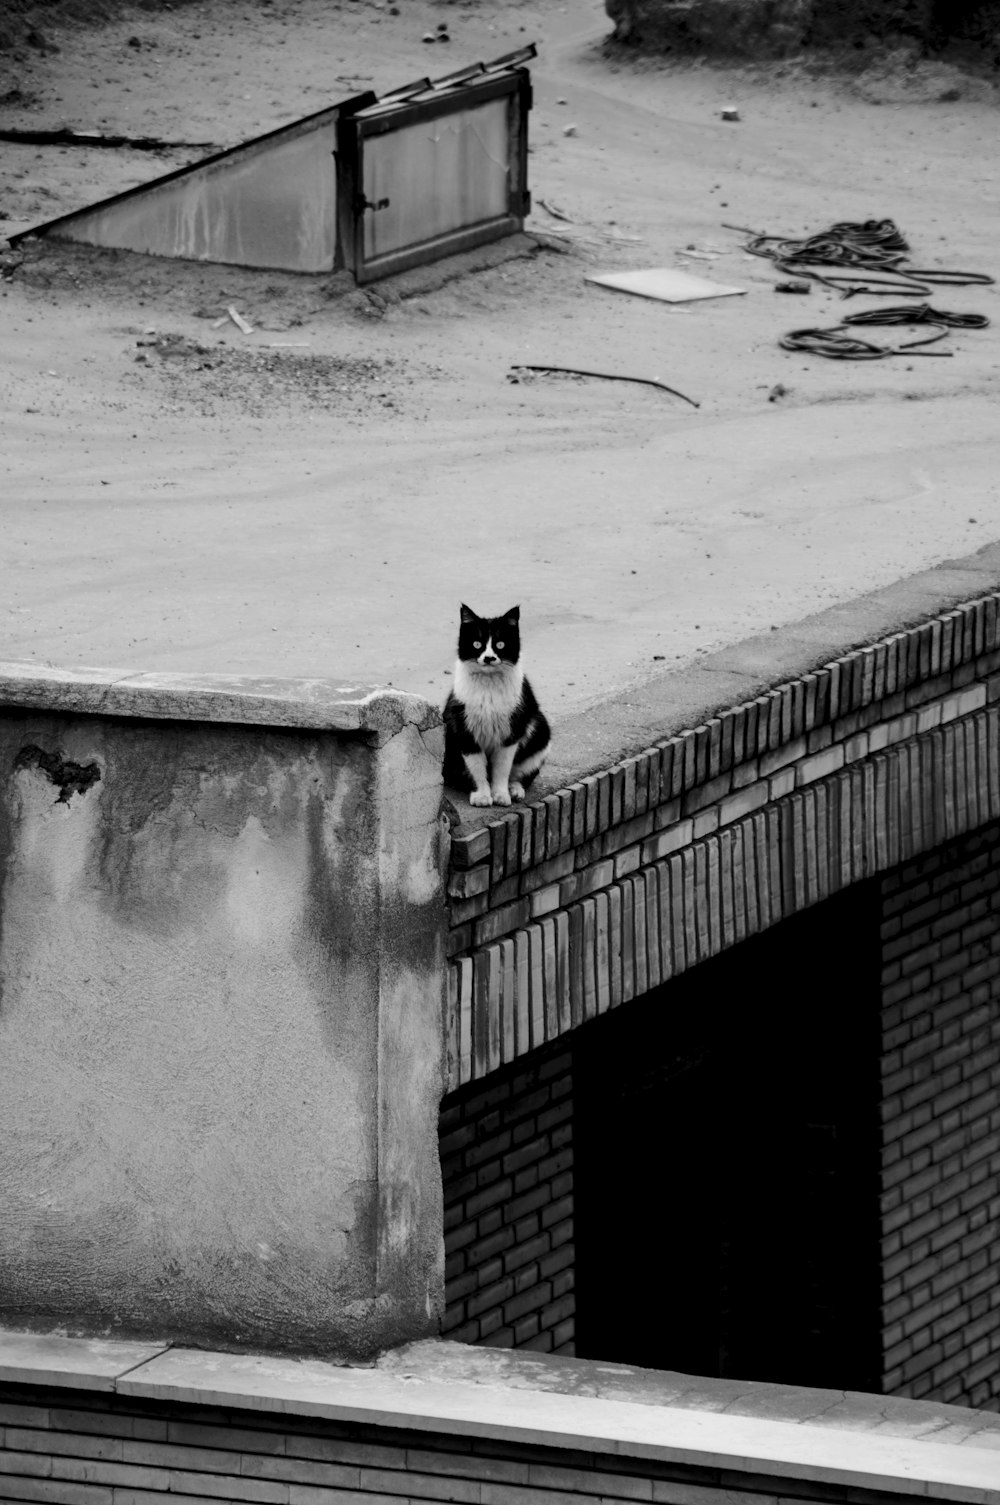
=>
[746,219,994,298]
[779,302,989,360]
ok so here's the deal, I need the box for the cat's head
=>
[457,604,520,673]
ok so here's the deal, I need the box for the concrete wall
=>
[603,0,945,55]
[604,0,814,56]
[0,667,448,1360]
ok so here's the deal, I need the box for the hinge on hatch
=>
[355,194,391,214]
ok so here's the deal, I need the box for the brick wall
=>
[439,1043,575,1353]
[438,592,1000,1406]
[0,1379,974,1505]
[445,591,1000,1090]
[440,828,1000,1404]
[880,824,1000,1410]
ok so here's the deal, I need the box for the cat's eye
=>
[473,641,482,649]
[496,641,505,650]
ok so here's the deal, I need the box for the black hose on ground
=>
[745,218,994,299]
[778,302,989,360]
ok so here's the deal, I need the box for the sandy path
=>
[2,0,999,737]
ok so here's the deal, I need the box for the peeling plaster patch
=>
[9,755,101,902]
[401,842,444,907]
[14,745,101,803]
[222,813,305,945]
[324,763,364,849]
[376,724,448,905]
[418,724,445,762]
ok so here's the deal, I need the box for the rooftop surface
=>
[2,0,998,785]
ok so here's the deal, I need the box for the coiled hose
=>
[779,302,990,360]
[746,219,994,298]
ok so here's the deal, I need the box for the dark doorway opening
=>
[574,882,882,1392]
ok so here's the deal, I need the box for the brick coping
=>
[2,1330,999,1500]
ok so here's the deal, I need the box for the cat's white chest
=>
[455,662,521,751]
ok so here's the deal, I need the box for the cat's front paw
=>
[469,789,494,807]
[491,787,512,806]
[509,782,525,802]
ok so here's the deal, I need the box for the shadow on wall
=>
[603,0,1000,57]
[573,882,884,1392]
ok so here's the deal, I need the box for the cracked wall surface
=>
[0,680,448,1359]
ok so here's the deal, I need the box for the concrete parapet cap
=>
[0,1327,170,1391]
[1,1329,999,1500]
[0,662,441,736]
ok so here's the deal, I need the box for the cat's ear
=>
[460,603,478,624]
[503,605,520,625]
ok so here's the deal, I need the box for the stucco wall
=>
[0,669,447,1360]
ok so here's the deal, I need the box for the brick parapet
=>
[449,598,1000,887]
[3,1370,997,1505]
[444,592,1000,1088]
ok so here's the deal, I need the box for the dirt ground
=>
[2,0,999,743]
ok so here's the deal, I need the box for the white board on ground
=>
[587,267,746,302]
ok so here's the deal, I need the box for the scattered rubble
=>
[128,331,427,420]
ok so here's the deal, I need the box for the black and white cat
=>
[442,604,550,807]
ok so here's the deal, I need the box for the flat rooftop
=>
[2,0,999,783]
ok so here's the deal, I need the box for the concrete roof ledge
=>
[0,662,441,736]
[1,1330,999,1502]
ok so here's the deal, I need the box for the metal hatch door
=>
[339,67,531,284]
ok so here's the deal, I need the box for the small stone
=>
[421,31,435,42]
[563,123,577,136]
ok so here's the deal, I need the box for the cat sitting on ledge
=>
[442,603,551,808]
